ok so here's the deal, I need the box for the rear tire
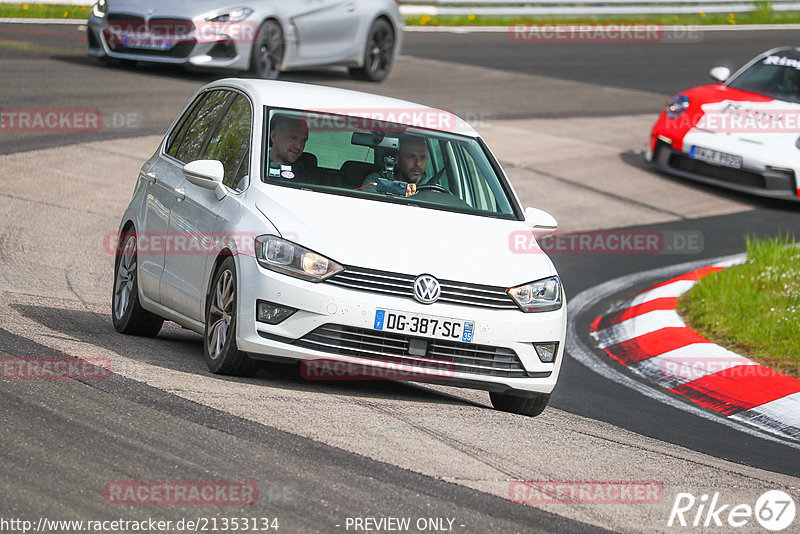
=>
[349,18,394,82]
[490,391,550,417]
[112,231,164,337]
[204,257,257,376]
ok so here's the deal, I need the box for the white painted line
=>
[567,252,800,447]
[712,256,747,269]
[593,309,684,348]
[731,392,800,440]
[630,343,756,389]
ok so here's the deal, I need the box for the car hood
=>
[254,186,555,287]
[657,85,800,151]
[106,0,259,18]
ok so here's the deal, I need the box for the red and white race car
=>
[648,47,800,201]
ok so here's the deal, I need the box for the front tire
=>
[349,18,394,82]
[204,257,257,376]
[249,20,284,80]
[490,391,550,417]
[112,231,163,337]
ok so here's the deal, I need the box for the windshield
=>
[728,50,800,103]
[262,108,519,219]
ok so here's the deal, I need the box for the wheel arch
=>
[205,248,237,316]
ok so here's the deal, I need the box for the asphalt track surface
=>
[1,22,800,532]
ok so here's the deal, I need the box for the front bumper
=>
[235,256,566,396]
[650,140,800,202]
[87,14,250,70]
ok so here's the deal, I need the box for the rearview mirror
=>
[184,160,227,200]
[525,207,558,236]
[709,66,730,83]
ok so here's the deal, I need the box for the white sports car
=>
[111,79,566,416]
[648,47,800,201]
[87,0,403,81]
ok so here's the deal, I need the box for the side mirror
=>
[525,207,558,236]
[184,160,227,200]
[709,66,730,83]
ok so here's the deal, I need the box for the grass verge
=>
[405,11,800,27]
[0,3,90,19]
[677,236,800,378]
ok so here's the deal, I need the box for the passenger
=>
[268,115,324,183]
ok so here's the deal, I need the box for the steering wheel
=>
[415,183,450,194]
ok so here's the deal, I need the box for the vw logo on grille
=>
[413,274,441,304]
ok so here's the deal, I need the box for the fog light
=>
[256,300,296,325]
[534,342,558,363]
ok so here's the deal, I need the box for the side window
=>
[166,93,207,158]
[204,94,252,190]
[172,90,232,164]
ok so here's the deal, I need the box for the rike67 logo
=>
[668,490,796,531]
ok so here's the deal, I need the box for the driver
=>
[358,134,429,197]
[776,66,800,97]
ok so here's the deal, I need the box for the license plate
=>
[689,146,743,169]
[123,32,170,50]
[374,309,474,343]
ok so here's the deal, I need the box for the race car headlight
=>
[91,0,107,18]
[206,8,253,23]
[665,94,690,119]
[255,235,343,282]
[507,276,562,313]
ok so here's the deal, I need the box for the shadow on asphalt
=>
[54,54,362,85]
[619,150,800,213]
[10,303,478,408]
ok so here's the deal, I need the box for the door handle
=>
[345,1,355,11]
[174,188,185,201]
[141,172,156,184]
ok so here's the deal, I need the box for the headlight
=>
[206,8,253,23]
[255,235,343,282]
[92,0,107,18]
[665,94,690,119]
[507,276,562,313]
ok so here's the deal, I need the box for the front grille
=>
[668,152,765,189]
[294,324,532,378]
[104,15,196,58]
[326,266,519,310]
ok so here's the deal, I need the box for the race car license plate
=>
[374,309,474,343]
[689,146,743,169]
[123,32,171,50]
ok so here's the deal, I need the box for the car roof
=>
[205,78,479,137]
